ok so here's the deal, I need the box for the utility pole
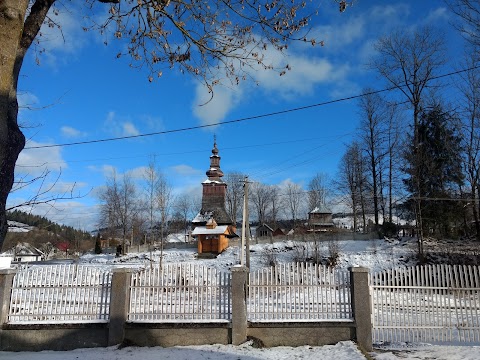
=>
[240,176,251,269]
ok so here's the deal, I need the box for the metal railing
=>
[128,263,231,322]
[8,264,112,324]
[371,264,480,344]
[247,262,352,321]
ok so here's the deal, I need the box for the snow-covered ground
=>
[7,220,35,233]
[79,236,416,273]
[1,340,479,359]
[2,236,479,359]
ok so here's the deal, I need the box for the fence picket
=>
[8,265,112,324]
[371,264,480,344]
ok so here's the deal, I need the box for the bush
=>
[262,248,277,267]
[327,240,340,267]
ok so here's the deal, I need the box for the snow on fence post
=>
[231,265,248,345]
[108,268,134,346]
[350,266,372,352]
[0,269,16,325]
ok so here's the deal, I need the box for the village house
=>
[1,242,44,263]
[255,223,274,238]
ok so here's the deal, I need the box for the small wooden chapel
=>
[191,138,237,254]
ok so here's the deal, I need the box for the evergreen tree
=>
[403,104,464,238]
[95,234,102,254]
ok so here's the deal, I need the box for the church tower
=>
[193,137,232,226]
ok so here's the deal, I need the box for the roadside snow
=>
[2,341,480,360]
[371,343,480,359]
[0,341,366,360]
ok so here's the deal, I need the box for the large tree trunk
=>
[0,1,29,249]
[0,0,57,249]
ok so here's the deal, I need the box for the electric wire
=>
[24,66,480,150]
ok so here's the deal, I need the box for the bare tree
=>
[357,89,388,229]
[448,0,480,51]
[268,185,283,227]
[143,159,160,244]
[173,193,194,241]
[308,173,329,211]
[98,170,138,254]
[0,1,348,248]
[7,168,87,214]
[284,182,304,230]
[250,182,272,225]
[384,102,404,223]
[156,172,173,265]
[456,51,480,240]
[336,142,367,232]
[225,172,245,224]
[370,26,446,258]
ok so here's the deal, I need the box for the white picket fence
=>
[371,264,480,344]
[247,263,352,321]
[128,263,231,322]
[8,264,112,324]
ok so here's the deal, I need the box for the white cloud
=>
[35,6,91,68]
[314,17,366,51]
[122,122,140,136]
[16,140,67,176]
[192,45,350,125]
[61,126,87,138]
[369,4,410,23]
[127,166,149,180]
[104,111,141,137]
[87,164,117,178]
[46,181,89,195]
[11,201,99,230]
[17,92,40,125]
[254,54,350,98]
[171,165,202,176]
[193,84,244,127]
[17,92,40,109]
[424,7,449,25]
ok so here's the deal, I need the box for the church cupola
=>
[206,137,224,181]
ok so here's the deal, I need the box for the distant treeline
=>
[7,210,91,242]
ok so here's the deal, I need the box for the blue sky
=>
[9,1,463,230]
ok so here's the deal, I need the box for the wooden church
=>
[192,138,237,254]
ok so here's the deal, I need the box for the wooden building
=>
[308,205,335,231]
[192,138,237,254]
[192,218,236,254]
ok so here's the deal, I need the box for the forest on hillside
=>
[4,210,94,253]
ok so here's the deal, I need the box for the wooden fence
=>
[371,264,480,344]
[247,263,352,321]
[128,263,231,322]
[8,264,112,323]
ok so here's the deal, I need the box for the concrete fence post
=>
[0,269,16,326]
[350,266,372,351]
[231,265,248,345]
[108,268,133,346]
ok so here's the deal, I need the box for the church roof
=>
[192,225,229,235]
[192,209,232,225]
[310,205,332,214]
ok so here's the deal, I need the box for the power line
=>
[25,66,480,150]
[19,134,351,166]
